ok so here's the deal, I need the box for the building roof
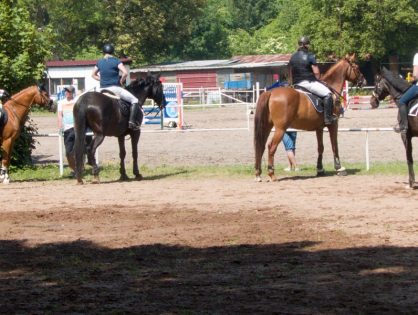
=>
[131,54,291,73]
[46,57,132,68]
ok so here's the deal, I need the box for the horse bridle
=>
[372,76,401,103]
[345,58,364,87]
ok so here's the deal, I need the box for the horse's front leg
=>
[402,133,415,188]
[0,139,13,184]
[267,129,285,182]
[130,130,142,180]
[316,129,325,176]
[118,136,129,181]
[328,123,346,176]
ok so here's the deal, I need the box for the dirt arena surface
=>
[1,106,418,313]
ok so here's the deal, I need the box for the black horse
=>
[370,67,418,188]
[73,73,166,184]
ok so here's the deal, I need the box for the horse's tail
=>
[73,96,87,182]
[254,91,272,174]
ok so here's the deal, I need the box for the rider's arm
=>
[91,66,100,81]
[413,53,418,80]
[413,65,418,81]
[118,63,128,86]
[312,64,321,80]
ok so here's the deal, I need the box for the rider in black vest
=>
[289,36,336,125]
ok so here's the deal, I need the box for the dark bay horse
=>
[73,73,166,184]
[0,84,52,184]
[254,53,365,182]
[370,68,418,188]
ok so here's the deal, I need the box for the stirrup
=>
[129,122,141,131]
[324,116,337,125]
[393,124,407,134]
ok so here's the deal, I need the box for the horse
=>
[370,67,418,188]
[73,73,166,184]
[0,84,52,184]
[254,53,366,182]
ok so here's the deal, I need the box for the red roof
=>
[46,58,132,68]
[231,54,292,63]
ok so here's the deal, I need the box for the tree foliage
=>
[0,0,52,167]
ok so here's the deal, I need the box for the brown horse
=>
[0,84,52,184]
[370,68,418,188]
[254,53,365,182]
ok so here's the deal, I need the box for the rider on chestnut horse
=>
[289,36,337,125]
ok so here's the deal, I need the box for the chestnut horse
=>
[0,84,52,183]
[370,68,418,188]
[254,53,365,182]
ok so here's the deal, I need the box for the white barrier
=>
[34,126,397,176]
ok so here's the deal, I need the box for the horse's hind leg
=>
[130,131,143,180]
[89,134,105,183]
[267,128,285,181]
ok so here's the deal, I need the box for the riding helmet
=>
[103,43,115,54]
[298,36,310,46]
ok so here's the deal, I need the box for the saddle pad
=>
[295,88,324,113]
[409,102,418,117]
[101,91,120,99]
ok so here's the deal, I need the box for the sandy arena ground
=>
[1,106,418,313]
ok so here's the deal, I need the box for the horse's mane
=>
[380,67,410,92]
[321,58,346,82]
[127,78,146,89]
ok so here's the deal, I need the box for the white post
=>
[255,82,260,103]
[58,132,64,176]
[365,131,370,171]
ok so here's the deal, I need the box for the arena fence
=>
[34,83,400,176]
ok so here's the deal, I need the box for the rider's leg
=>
[323,93,337,125]
[129,103,141,130]
[396,85,418,133]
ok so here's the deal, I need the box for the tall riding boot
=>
[323,93,337,125]
[129,103,140,130]
[394,104,408,134]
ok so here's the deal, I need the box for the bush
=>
[10,117,39,168]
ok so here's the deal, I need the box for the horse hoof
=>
[119,175,129,181]
[254,176,262,182]
[92,176,100,184]
[337,167,347,176]
[135,174,143,181]
[76,180,84,185]
[316,169,325,176]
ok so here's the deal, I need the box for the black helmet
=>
[103,43,115,54]
[298,36,310,46]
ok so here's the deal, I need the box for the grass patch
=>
[8,161,413,182]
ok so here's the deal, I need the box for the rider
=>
[395,52,418,134]
[289,36,336,125]
[0,88,9,104]
[92,43,141,130]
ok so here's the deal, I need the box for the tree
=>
[0,0,53,167]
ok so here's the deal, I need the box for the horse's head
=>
[370,71,402,109]
[344,53,366,87]
[35,83,53,109]
[145,73,166,110]
[370,68,409,109]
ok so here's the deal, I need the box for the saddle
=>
[100,90,131,117]
[294,85,324,113]
[100,90,141,121]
